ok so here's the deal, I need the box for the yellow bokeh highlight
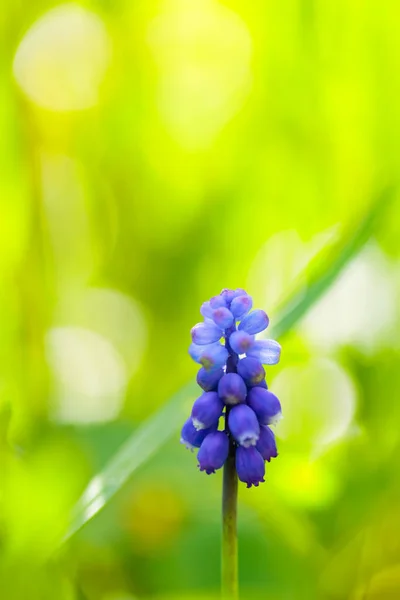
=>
[13,4,112,111]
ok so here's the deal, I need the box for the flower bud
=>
[247,387,282,425]
[211,307,234,329]
[228,404,260,447]
[218,373,247,405]
[238,309,269,334]
[210,295,227,309]
[191,391,224,430]
[180,418,217,450]
[197,431,229,474]
[200,301,213,319]
[247,339,281,365]
[233,288,247,298]
[189,342,207,362]
[191,322,222,345]
[229,330,254,354]
[220,288,236,304]
[256,425,278,461]
[196,367,224,392]
[230,295,253,319]
[199,344,229,371]
[189,342,229,371]
[235,446,265,488]
[237,357,265,387]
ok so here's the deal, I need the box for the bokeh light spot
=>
[46,326,127,424]
[273,358,357,453]
[13,3,112,111]
[268,453,339,509]
[148,0,252,149]
[302,243,399,354]
[55,287,147,376]
[248,228,337,310]
[122,484,185,555]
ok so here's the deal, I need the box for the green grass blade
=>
[270,186,396,338]
[62,382,198,543]
[62,185,395,544]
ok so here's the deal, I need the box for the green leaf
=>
[62,185,395,545]
[62,382,198,543]
[270,186,396,339]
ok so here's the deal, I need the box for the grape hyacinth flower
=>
[181,288,282,484]
[181,288,282,597]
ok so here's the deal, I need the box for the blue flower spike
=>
[182,288,282,486]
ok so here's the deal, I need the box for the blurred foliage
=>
[1,0,400,599]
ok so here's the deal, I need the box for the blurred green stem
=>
[222,433,238,600]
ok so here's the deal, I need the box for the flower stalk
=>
[181,288,283,599]
[222,409,238,599]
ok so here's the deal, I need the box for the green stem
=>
[222,435,238,599]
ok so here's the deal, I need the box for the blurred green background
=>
[1,1,400,599]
